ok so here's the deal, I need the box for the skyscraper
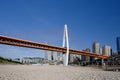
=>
[116,37,120,54]
[45,50,52,61]
[52,51,58,61]
[84,48,90,62]
[92,42,100,54]
[69,54,74,62]
[99,48,102,55]
[92,42,100,60]
[102,45,111,56]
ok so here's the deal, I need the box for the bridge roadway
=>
[0,35,108,59]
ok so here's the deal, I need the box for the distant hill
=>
[0,56,22,64]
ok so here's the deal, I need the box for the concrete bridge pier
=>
[102,59,104,64]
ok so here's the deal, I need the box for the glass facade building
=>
[116,37,120,54]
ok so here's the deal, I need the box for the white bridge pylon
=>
[62,24,69,66]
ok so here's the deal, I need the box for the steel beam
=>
[0,35,108,59]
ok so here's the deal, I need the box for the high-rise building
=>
[52,51,58,61]
[102,45,111,56]
[45,50,52,61]
[81,48,90,61]
[69,54,74,62]
[99,48,102,55]
[85,48,90,62]
[116,37,120,54]
[86,48,91,52]
[45,50,62,62]
[92,42,100,54]
[92,42,100,60]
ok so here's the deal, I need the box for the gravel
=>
[0,65,120,80]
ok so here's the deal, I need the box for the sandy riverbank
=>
[0,64,120,80]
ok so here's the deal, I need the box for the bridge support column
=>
[62,24,69,66]
[101,59,104,64]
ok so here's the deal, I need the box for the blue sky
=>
[0,0,120,59]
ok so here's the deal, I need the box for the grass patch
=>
[0,57,21,64]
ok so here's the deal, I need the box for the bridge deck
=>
[0,35,108,59]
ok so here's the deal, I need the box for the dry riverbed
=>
[0,65,120,80]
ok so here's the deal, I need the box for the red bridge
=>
[0,35,108,59]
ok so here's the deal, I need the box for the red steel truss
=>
[0,35,108,59]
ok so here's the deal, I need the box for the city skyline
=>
[0,0,120,58]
